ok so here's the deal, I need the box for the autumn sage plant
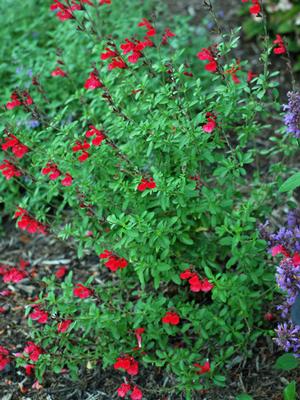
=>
[0,0,294,398]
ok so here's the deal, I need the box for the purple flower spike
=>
[283,92,300,138]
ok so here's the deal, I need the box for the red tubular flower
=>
[1,134,29,158]
[114,355,139,375]
[137,177,156,191]
[0,346,10,371]
[134,327,145,348]
[273,34,286,55]
[202,112,217,133]
[100,0,111,4]
[72,139,90,162]
[85,125,106,146]
[197,48,218,73]
[292,252,300,267]
[25,364,35,376]
[14,207,47,235]
[29,308,48,324]
[117,383,131,398]
[162,311,180,325]
[131,387,143,400]
[108,58,128,70]
[6,92,21,109]
[249,0,261,15]
[55,266,68,279]
[51,67,67,77]
[180,269,194,280]
[24,342,43,362]
[3,268,27,283]
[73,283,93,298]
[61,173,73,186]
[84,71,103,90]
[6,91,33,110]
[200,278,214,292]
[247,70,257,82]
[138,18,156,36]
[271,244,290,257]
[0,160,22,180]
[50,0,84,21]
[161,28,176,45]
[194,361,210,374]
[188,274,203,292]
[57,319,72,333]
[101,47,118,60]
[99,250,128,272]
[42,162,61,180]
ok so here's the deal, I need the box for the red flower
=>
[50,0,85,21]
[134,327,145,348]
[61,173,73,186]
[6,91,33,110]
[200,278,214,292]
[99,250,128,272]
[247,70,257,82]
[197,48,218,73]
[194,361,210,374]
[100,0,111,4]
[51,67,67,77]
[108,58,128,70]
[188,274,203,292]
[101,48,118,60]
[1,134,29,158]
[0,160,22,180]
[161,28,176,45]
[29,308,49,324]
[72,139,90,162]
[42,162,61,180]
[73,283,93,298]
[57,319,72,333]
[137,177,156,191]
[183,71,193,77]
[3,268,26,283]
[0,346,10,371]
[273,34,286,55]
[117,383,131,398]
[249,2,261,15]
[24,342,43,362]
[25,364,35,376]
[114,355,139,375]
[271,244,290,257]
[202,112,217,133]
[55,266,68,279]
[162,311,180,325]
[131,386,143,400]
[85,125,106,146]
[180,269,194,280]
[138,18,156,36]
[14,207,47,235]
[292,252,300,267]
[84,72,103,90]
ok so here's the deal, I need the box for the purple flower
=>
[276,258,300,297]
[27,120,40,129]
[259,212,300,255]
[283,91,300,138]
[275,322,300,354]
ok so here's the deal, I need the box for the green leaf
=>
[236,394,253,400]
[284,381,297,400]
[275,353,299,371]
[279,172,300,192]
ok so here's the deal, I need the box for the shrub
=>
[0,0,296,398]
